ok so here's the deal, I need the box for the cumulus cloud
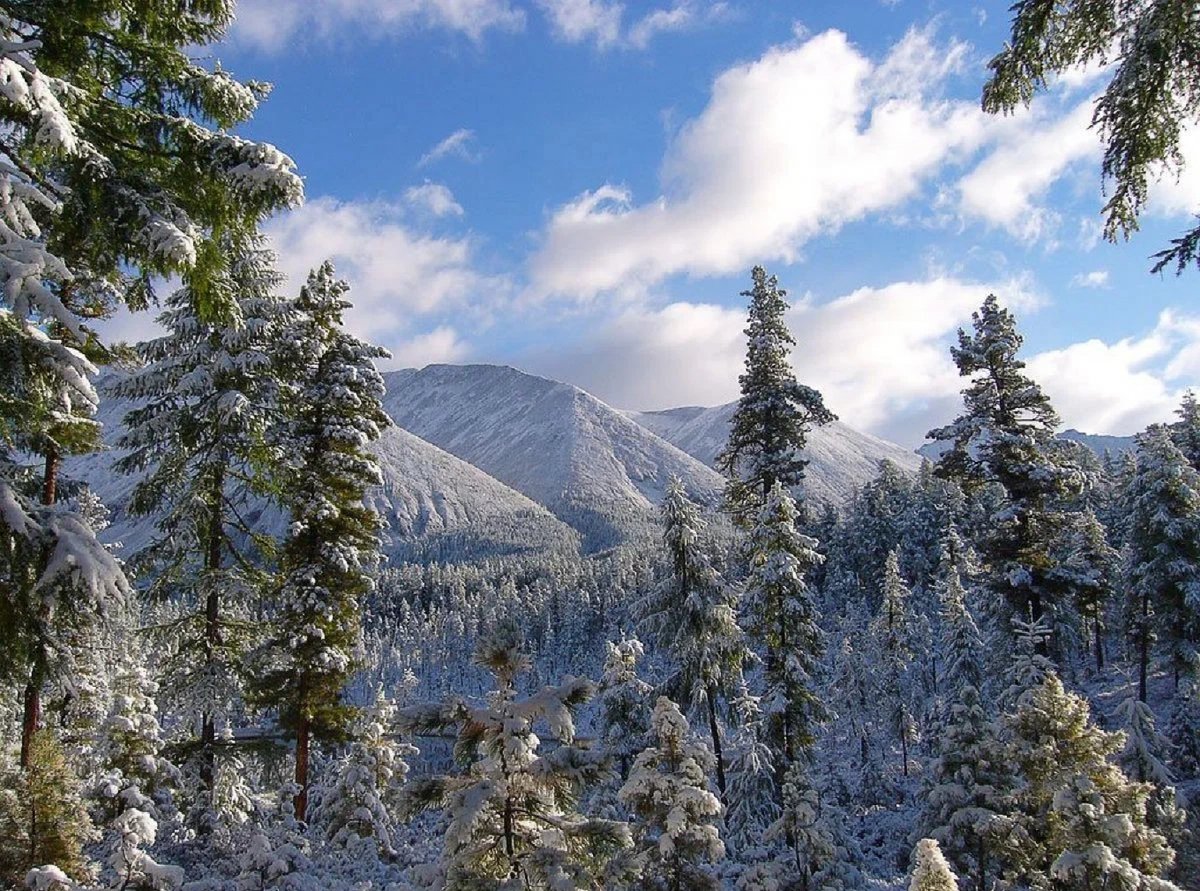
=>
[405,182,465,217]
[1148,123,1200,218]
[1027,311,1200,436]
[418,129,481,168]
[957,97,1102,242]
[527,275,1040,446]
[230,0,525,50]
[534,0,725,49]
[264,196,502,344]
[386,326,471,368]
[1071,269,1109,288]
[528,26,989,300]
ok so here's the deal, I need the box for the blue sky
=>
[158,0,1200,446]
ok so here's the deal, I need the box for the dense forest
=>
[2,3,1199,890]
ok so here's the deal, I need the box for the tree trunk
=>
[294,712,311,821]
[900,718,909,778]
[200,466,225,802]
[1093,618,1104,672]
[705,683,726,799]
[1138,589,1150,703]
[20,448,59,768]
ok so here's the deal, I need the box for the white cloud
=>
[264,197,501,344]
[405,182,465,217]
[387,326,471,368]
[1149,123,1200,218]
[528,26,989,300]
[527,274,1040,446]
[1027,311,1200,435]
[534,0,723,49]
[1071,269,1109,288]
[230,0,525,50]
[535,0,623,47]
[957,97,1102,242]
[418,129,480,168]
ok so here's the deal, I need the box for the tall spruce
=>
[928,295,1081,643]
[248,262,390,821]
[637,477,749,798]
[718,266,834,524]
[112,234,290,815]
[1124,426,1200,701]
[742,482,825,779]
[0,3,300,770]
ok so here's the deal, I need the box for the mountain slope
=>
[69,374,579,564]
[381,365,726,551]
[627,402,924,507]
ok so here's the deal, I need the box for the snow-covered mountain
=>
[916,429,1137,462]
[380,365,725,552]
[70,374,580,565]
[626,402,924,507]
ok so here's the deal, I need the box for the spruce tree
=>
[1050,507,1119,673]
[112,233,290,814]
[618,696,725,891]
[908,838,959,891]
[399,621,632,889]
[1171,390,1200,470]
[1125,426,1200,700]
[597,637,654,781]
[873,549,917,776]
[637,476,748,798]
[928,294,1081,644]
[999,672,1180,891]
[742,482,825,783]
[717,266,835,524]
[248,262,390,821]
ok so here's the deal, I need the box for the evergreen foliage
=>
[718,266,834,524]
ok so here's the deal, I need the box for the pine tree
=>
[248,262,390,821]
[928,295,1082,644]
[717,266,835,524]
[104,807,184,890]
[0,729,95,885]
[999,672,1180,891]
[637,477,748,798]
[872,549,917,776]
[309,685,412,861]
[1171,390,1200,471]
[742,482,825,779]
[399,621,632,890]
[724,700,778,866]
[908,838,959,891]
[597,637,654,781]
[619,696,725,891]
[938,569,985,702]
[112,233,291,813]
[0,2,301,770]
[1125,426,1200,701]
[764,759,859,891]
[1050,507,1119,673]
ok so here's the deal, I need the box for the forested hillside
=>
[2,5,1198,891]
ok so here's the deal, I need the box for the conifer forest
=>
[2,2,1199,890]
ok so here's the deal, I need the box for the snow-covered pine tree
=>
[928,295,1082,645]
[742,482,825,783]
[619,696,725,891]
[717,266,835,525]
[0,729,95,885]
[1124,425,1200,701]
[872,549,917,776]
[1050,507,1119,673]
[597,637,654,781]
[248,262,390,821]
[637,476,748,798]
[999,670,1180,891]
[937,568,985,702]
[399,621,632,889]
[763,759,859,891]
[1171,390,1200,471]
[1116,697,1172,786]
[112,232,291,814]
[724,696,778,866]
[908,838,958,891]
[0,0,301,773]
[309,685,412,861]
[918,627,1012,891]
